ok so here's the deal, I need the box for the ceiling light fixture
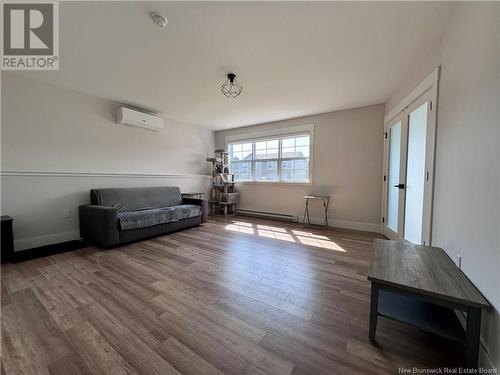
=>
[150,12,167,28]
[221,73,243,98]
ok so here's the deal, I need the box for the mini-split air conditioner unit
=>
[116,107,164,131]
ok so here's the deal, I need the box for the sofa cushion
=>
[117,204,203,230]
[91,187,182,213]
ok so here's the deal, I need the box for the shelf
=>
[378,289,465,344]
[208,200,237,205]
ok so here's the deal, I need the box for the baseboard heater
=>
[235,209,297,222]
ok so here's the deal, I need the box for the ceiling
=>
[14,1,455,130]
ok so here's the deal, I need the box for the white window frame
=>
[225,124,314,185]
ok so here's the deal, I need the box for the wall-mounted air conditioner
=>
[117,107,164,131]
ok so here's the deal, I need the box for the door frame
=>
[381,67,440,245]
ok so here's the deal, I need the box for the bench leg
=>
[369,283,379,342]
[322,199,328,228]
[303,198,310,226]
[464,307,481,369]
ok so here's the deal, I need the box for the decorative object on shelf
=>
[181,192,205,199]
[206,150,240,216]
[221,73,243,98]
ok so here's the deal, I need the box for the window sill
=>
[234,181,313,186]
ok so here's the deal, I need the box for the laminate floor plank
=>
[29,275,85,331]
[1,215,462,374]
[1,264,30,293]
[260,332,388,375]
[151,277,221,305]
[158,308,293,375]
[157,308,268,375]
[152,288,266,344]
[1,304,51,375]
[47,353,93,375]
[156,337,225,375]
[9,288,71,366]
[82,303,181,375]
[215,294,349,357]
[38,266,94,308]
[82,282,168,347]
[64,321,139,375]
[1,284,13,307]
[197,274,313,321]
[16,258,51,280]
[346,337,418,371]
[43,258,93,286]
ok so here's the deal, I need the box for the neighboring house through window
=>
[226,125,314,183]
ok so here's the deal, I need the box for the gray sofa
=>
[79,186,207,247]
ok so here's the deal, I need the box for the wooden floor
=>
[1,215,462,375]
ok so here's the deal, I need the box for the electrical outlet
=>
[63,208,70,218]
[456,253,462,269]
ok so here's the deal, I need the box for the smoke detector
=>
[150,12,167,28]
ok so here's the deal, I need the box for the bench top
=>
[367,239,490,309]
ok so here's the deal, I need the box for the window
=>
[228,132,311,183]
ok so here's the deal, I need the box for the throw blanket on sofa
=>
[117,204,202,230]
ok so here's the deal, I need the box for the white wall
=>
[1,73,214,250]
[384,46,442,115]
[386,2,500,368]
[215,104,385,232]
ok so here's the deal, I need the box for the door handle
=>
[393,184,405,189]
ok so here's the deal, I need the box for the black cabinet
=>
[1,215,14,263]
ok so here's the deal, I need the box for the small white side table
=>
[303,195,330,228]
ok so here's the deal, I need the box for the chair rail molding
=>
[0,169,211,179]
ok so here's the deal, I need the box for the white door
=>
[382,90,437,245]
[384,117,406,240]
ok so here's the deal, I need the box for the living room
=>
[1,1,498,374]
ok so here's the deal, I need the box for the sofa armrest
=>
[79,205,119,247]
[182,198,208,223]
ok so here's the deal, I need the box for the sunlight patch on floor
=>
[257,224,287,233]
[224,221,346,252]
[295,236,345,251]
[292,230,329,240]
[233,221,253,227]
[257,229,295,242]
[225,223,255,234]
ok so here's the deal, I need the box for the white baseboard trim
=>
[298,215,381,233]
[227,207,381,233]
[0,169,211,179]
[236,208,297,222]
[14,230,81,251]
